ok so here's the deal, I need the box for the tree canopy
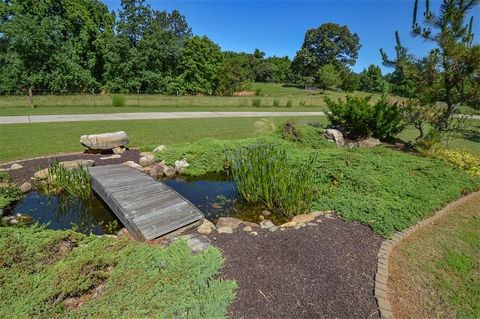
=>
[291,23,361,80]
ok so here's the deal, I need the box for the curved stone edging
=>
[0,152,86,167]
[0,147,142,167]
[374,190,480,319]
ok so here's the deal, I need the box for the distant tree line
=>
[0,0,290,98]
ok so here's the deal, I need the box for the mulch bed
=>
[208,217,382,319]
[1,150,141,185]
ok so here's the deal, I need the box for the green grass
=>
[158,124,480,236]
[0,116,325,162]
[0,83,379,116]
[390,192,480,318]
[0,226,236,318]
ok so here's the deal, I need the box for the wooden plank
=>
[88,164,204,241]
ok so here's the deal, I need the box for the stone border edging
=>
[0,152,86,167]
[374,190,480,319]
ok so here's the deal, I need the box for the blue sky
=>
[102,0,480,73]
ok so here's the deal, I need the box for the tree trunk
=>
[28,87,34,108]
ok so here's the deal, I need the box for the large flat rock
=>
[80,131,129,150]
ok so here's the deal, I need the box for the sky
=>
[102,0,480,73]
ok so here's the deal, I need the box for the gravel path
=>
[0,111,326,124]
[208,217,383,319]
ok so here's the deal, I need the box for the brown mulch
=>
[1,150,141,185]
[208,217,382,319]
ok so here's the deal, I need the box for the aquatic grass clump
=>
[39,162,92,200]
[228,143,317,218]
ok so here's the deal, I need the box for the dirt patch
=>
[1,150,141,185]
[208,217,382,319]
[233,91,255,97]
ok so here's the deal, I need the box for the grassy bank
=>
[159,124,480,236]
[0,226,236,318]
[389,192,480,318]
[0,116,323,162]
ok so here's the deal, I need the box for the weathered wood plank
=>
[88,164,203,241]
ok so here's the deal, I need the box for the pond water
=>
[6,174,285,234]
[163,174,287,224]
[11,191,121,235]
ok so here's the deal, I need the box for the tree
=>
[340,69,360,92]
[359,65,388,93]
[291,23,361,79]
[383,0,480,137]
[216,59,246,95]
[315,64,340,91]
[0,0,114,103]
[177,36,223,95]
[381,31,418,98]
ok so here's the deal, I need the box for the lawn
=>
[389,192,480,319]
[0,84,374,116]
[0,226,236,318]
[0,116,324,162]
[158,124,480,236]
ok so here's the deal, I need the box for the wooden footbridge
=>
[88,164,203,241]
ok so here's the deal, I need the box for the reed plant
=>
[228,143,317,218]
[39,162,92,200]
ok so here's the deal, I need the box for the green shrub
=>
[254,87,263,96]
[111,94,126,107]
[0,226,236,318]
[228,143,317,218]
[251,98,262,107]
[38,162,92,199]
[286,99,293,108]
[273,99,280,107]
[0,185,22,209]
[325,95,405,139]
[299,100,306,106]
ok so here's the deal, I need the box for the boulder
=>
[34,168,49,180]
[216,217,243,230]
[355,137,382,148]
[197,220,215,235]
[10,163,23,170]
[261,210,271,217]
[162,166,176,178]
[260,220,275,229]
[217,226,233,234]
[280,221,297,228]
[123,161,143,171]
[80,131,129,150]
[99,154,121,160]
[292,213,315,224]
[19,182,32,193]
[139,151,153,157]
[241,221,259,228]
[174,159,190,173]
[112,146,126,154]
[139,155,155,167]
[149,164,165,178]
[60,159,94,169]
[153,145,166,153]
[176,234,211,254]
[242,226,252,232]
[324,129,345,147]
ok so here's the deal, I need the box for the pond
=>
[163,174,286,224]
[6,174,285,235]
[11,191,121,235]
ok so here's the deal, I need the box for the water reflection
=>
[12,192,120,235]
